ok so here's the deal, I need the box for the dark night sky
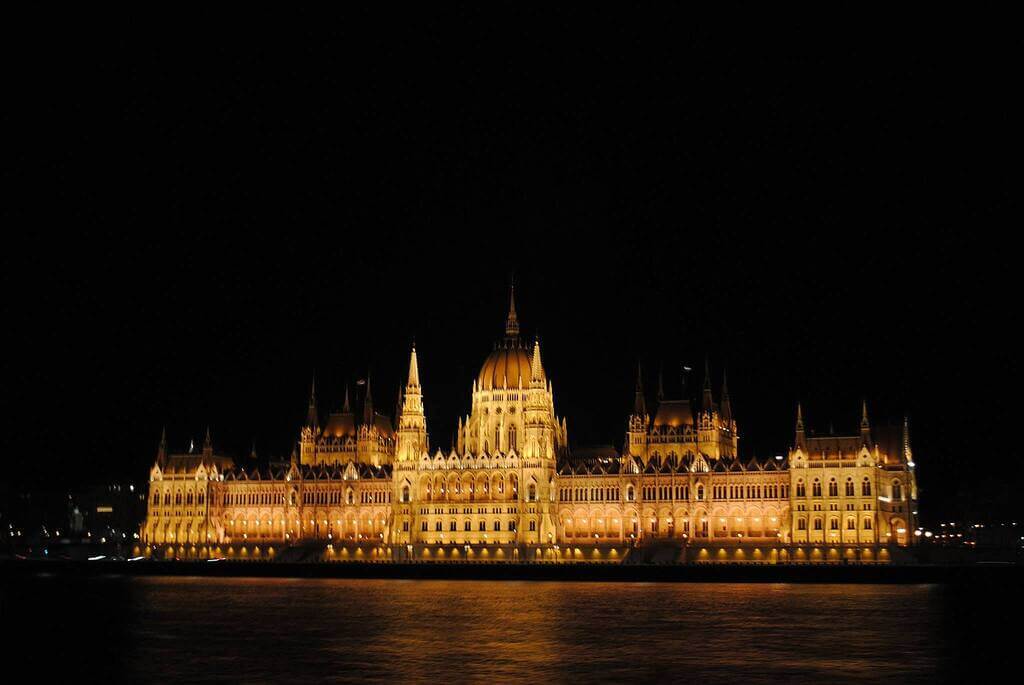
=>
[5,14,1017,523]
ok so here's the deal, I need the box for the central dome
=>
[478,342,532,390]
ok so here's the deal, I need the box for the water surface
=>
[4,575,1010,682]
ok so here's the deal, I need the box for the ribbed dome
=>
[478,343,532,390]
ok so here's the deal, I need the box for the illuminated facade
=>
[142,289,918,561]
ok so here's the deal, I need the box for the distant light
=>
[88,555,106,561]
[775,455,783,461]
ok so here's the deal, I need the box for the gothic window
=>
[528,483,537,502]
[495,427,501,450]
[696,484,704,501]
[828,479,838,497]
[813,518,822,531]
[892,481,903,500]
[796,481,805,497]
[529,520,536,532]
[450,520,457,531]
[864,517,873,530]
[435,521,442,531]
[153,492,160,505]
[626,485,635,502]
[175,491,182,505]
[862,478,872,496]
[830,518,839,530]
[845,479,855,497]
[847,517,856,530]
[494,520,501,531]
[464,520,471,531]
[347,489,355,505]
[479,521,486,531]
[798,518,807,531]
[421,521,428,531]
[509,425,517,451]
[401,485,410,503]
[812,480,822,497]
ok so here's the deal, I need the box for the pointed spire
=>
[407,343,420,388]
[504,280,520,340]
[633,362,647,418]
[342,384,351,413]
[860,399,871,443]
[657,362,665,401]
[363,374,374,425]
[530,337,545,384]
[702,356,714,411]
[306,375,318,427]
[720,369,732,422]
[795,402,806,447]
[903,415,914,466]
[204,426,212,448]
[157,426,168,462]
[250,441,258,460]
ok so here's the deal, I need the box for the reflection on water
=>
[3,575,1011,683]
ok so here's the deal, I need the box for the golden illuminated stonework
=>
[141,288,917,563]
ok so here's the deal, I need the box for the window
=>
[796,481,806,497]
[529,520,536,531]
[402,521,409,532]
[830,518,839,530]
[798,518,807,531]
[479,521,486,531]
[464,520,471,531]
[813,518,822,531]
[862,478,871,496]
[892,481,903,500]
[509,425,516,451]
[528,483,537,502]
[812,480,822,497]
[494,521,501,531]
[401,485,410,503]
[450,521,457,531]
[421,521,428,531]
[864,518,873,530]
[845,479,855,497]
[153,492,160,505]
[696,484,704,501]
[847,517,856,530]
[435,521,442,531]
[828,479,838,497]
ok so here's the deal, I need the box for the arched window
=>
[696,484,704,501]
[346,489,354,505]
[862,478,871,496]
[529,520,536,531]
[493,520,501,531]
[495,427,501,451]
[813,518,822,531]
[509,425,517,451]
[828,479,838,497]
[829,518,839,530]
[401,485,410,503]
[527,483,537,502]
[626,485,635,502]
[892,481,903,500]
[812,480,822,497]
[798,518,807,531]
[464,520,471,531]
[175,491,182,505]
[796,481,806,497]
[845,479,855,497]
[153,492,160,505]
[846,517,856,530]
[864,517,873,530]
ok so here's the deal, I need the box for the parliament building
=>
[141,289,918,563]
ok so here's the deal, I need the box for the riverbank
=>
[3,557,1019,583]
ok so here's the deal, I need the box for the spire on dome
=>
[530,338,545,384]
[342,384,351,413]
[504,280,520,340]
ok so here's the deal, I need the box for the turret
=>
[396,344,428,461]
[362,375,374,426]
[632,362,647,419]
